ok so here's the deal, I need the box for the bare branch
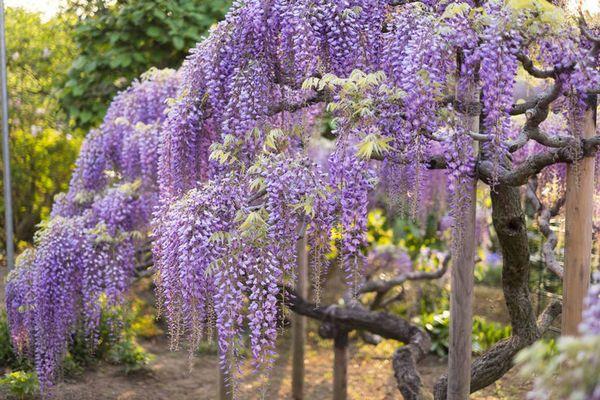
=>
[526,126,576,149]
[359,255,450,295]
[434,184,562,399]
[506,128,530,153]
[467,131,492,142]
[516,79,562,116]
[516,52,557,79]
[478,135,600,186]
[387,0,422,5]
[284,286,427,344]
[533,186,566,279]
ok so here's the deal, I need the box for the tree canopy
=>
[60,0,230,128]
[0,8,80,251]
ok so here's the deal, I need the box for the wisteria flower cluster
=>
[152,0,600,384]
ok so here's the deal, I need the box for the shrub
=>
[106,339,153,374]
[0,371,38,399]
[413,311,511,357]
[517,336,600,400]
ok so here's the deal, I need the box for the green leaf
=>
[356,133,394,159]
[173,36,185,50]
[146,26,162,38]
[239,211,267,232]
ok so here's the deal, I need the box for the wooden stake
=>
[291,234,308,399]
[333,330,348,400]
[447,82,478,400]
[562,94,597,336]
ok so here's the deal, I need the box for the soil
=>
[0,267,532,400]
[38,333,530,400]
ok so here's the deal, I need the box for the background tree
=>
[60,0,230,129]
[0,8,80,252]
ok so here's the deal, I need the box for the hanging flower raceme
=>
[5,250,37,355]
[5,69,179,393]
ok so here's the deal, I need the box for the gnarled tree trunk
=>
[434,182,546,398]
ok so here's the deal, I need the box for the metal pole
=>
[0,0,14,271]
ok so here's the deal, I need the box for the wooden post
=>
[447,82,478,399]
[0,0,14,271]
[562,94,597,336]
[292,234,308,399]
[333,330,348,400]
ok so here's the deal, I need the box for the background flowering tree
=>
[5,1,600,399]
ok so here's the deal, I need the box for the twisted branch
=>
[528,179,566,279]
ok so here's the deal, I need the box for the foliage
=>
[67,296,157,374]
[366,209,394,247]
[0,371,39,400]
[471,317,512,354]
[196,341,219,356]
[474,251,503,287]
[9,130,81,248]
[392,215,445,261]
[60,0,229,128]
[106,339,153,374]
[0,311,13,367]
[128,301,163,340]
[517,281,600,399]
[414,311,511,358]
[0,8,79,249]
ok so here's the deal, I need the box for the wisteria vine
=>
[5,0,600,397]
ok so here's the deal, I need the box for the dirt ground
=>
[0,267,532,400]
[39,331,530,400]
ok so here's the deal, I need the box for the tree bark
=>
[285,179,565,399]
[562,94,597,335]
[434,183,542,399]
[292,235,308,399]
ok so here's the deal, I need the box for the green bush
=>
[196,341,218,356]
[64,297,157,374]
[1,294,155,380]
[413,311,512,357]
[61,0,230,128]
[0,311,15,368]
[471,317,512,354]
[1,8,80,250]
[474,258,503,287]
[106,338,153,374]
[0,371,38,399]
